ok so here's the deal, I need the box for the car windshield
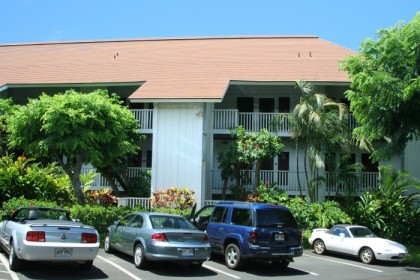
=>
[349,227,377,238]
[256,209,298,228]
[150,215,196,230]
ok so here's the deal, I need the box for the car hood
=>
[364,237,407,251]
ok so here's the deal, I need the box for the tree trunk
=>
[69,173,85,205]
[102,173,121,197]
[221,179,228,200]
[254,159,262,191]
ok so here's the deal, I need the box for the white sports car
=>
[0,207,100,271]
[308,224,408,264]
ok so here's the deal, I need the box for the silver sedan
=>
[104,212,211,269]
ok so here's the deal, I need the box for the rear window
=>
[149,215,196,230]
[256,209,298,228]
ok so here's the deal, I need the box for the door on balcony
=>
[278,152,289,187]
[237,97,254,130]
[259,98,274,131]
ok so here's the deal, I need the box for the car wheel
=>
[225,243,243,270]
[271,259,290,269]
[313,239,326,255]
[79,260,93,270]
[359,247,375,264]
[134,244,148,269]
[189,261,203,269]
[9,241,23,271]
[104,233,113,253]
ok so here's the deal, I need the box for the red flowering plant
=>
[151,187,195,210]
[84,189,117,207]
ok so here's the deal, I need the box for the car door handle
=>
[218,228,224,232]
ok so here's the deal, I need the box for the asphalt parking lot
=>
[1,249,419,280]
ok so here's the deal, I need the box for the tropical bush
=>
[125,169,151,197]
[0,197,61,219]
[151,187,195,210]
[84,189,118,207]
[349,166,420,245]
[0,155,76,207]
[285,196,352,230]
[247,181,289,204]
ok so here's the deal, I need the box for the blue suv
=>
[190,201,303,270]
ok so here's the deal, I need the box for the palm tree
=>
[289,81,350,201]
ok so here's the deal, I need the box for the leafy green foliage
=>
[247,181,289,204]
[0,197,61,219]
[0,155,76,207]
[340,13,420,160]
[6,89,142,204]
[285,197,351,230]
[125,169,151,197]
[350,166,420,244]
[151,187,195,210]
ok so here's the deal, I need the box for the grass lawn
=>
[405,245,420,267]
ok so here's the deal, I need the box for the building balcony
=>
[209,169,378,197]
[131,109,153,133]
[213,109,357,135]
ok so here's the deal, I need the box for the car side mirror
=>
[339,233,345,238]
[114,220,121,226]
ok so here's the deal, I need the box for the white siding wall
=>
[151,103,204,205]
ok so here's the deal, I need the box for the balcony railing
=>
[210,169,378,196]
[131,109,153,133]
[81,167,151,190]
[213,110,291,135]
[213,109,357,134]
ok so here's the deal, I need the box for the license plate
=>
[55,248,72,257]
[180,248,194,257]
[275,233,285,241]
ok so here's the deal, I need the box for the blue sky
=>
[1,0,418,50]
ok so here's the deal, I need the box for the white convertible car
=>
[0,207,100,271]
[308,224,408,264]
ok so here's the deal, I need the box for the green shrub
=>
[247,181,289,204]
[350,166,420,245]
[0,197,61,219]
[70,204,134,245]
[0,155,76,207]
[125,169,151,197]
[285,196,351,230]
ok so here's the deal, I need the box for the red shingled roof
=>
[0,36,355,100]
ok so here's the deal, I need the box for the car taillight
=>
[203,234,209,243]
[151,233,168,242]
[26,231,46,242]
[249,230,258,244]
[81,233,97,243]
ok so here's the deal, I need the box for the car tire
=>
[189,261,203,269]
[9,241,23,271]
[79,260,93,270]
[225,243,243,270]
[134,244,148,269]
[359,247,375,264]
[313,239,326,255]
[104,233,113,253]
